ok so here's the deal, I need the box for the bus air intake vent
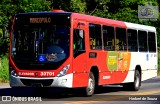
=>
[20,79,53,87]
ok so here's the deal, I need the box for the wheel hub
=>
[88,78,94,92]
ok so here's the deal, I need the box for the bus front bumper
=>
[10,73,73,88]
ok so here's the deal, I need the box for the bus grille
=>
[20,79,53,87]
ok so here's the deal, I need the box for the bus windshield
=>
[11,14,70,69]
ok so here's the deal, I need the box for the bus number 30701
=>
[40,72,54,77]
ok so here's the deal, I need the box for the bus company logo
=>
[138,2,159,21]
[141,8,153,17]
[46,53,57,61]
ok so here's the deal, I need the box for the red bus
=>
[9,10,158,96]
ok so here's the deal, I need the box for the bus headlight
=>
[57,64,70,77]
[11,69,18,77]
[10,66,18,77]
[11,70,18,77]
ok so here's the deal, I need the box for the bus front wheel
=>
[80,72,95,96]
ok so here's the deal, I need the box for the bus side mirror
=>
[79,30,84,38]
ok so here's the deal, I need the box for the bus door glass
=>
[72,20,87,73]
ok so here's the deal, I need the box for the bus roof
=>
[72,13,126,28]
[16,11,72,16]
[124,22,156,32]
[72,13,156,32]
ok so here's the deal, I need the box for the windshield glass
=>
[11,14,70,69]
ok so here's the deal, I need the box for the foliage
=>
[0,55,9,83]
[70,0,86,13]
[51,0,86,13]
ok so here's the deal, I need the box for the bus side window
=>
[138,30,148,52]
[116,27,127,51]
[90,38,96,49]
[127,29,138,52]
[103,25,115,51]
[148,32,156,52]
[89,23,102,50]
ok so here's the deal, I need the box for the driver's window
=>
[73,29,85,54]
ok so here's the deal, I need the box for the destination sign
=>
[30,17,51,23]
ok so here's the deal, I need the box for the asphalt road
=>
[0,76,160,104]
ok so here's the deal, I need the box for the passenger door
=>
[72,20,87,73]
[72,20,88,87]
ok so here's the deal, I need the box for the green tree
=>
[51,0,86,13]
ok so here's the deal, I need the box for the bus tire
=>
[80,72,95,97]
[123,70,141,91]
[132,70,141,91]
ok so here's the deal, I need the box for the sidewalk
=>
[0,83,10,88]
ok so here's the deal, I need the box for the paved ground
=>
[0,76,160,104]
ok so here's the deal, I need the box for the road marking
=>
[130,90,160,95]
[64,90,160,104]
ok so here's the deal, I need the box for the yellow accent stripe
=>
[64,90,160,104]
